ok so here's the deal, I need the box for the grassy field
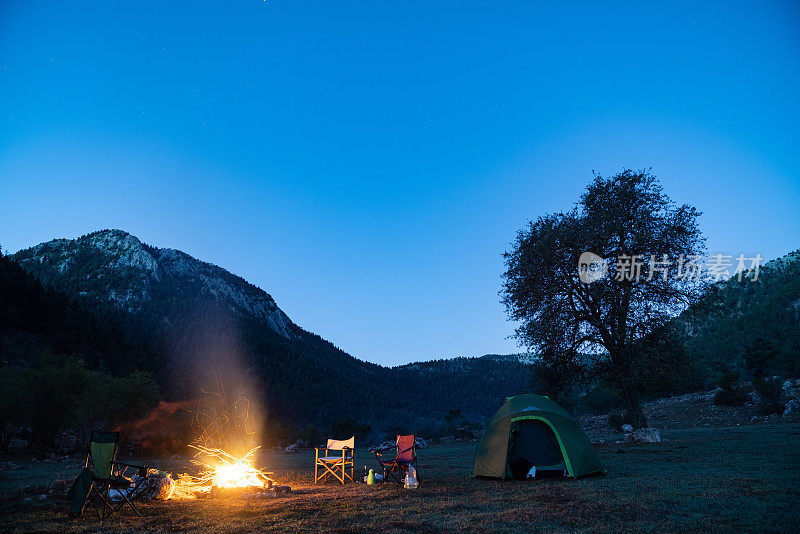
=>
[1,423,798,533]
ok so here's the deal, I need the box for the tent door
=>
[507,419,565,479]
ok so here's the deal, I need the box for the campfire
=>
[122,383,288,501]
[170,444,276,499]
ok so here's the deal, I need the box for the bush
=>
[753,376,785,415]
[1,354,160,455]
[0,366,30,453]
[299,423,322,446]
[713,372,750,406]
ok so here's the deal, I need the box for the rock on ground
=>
[284,439,309,453]
[783,399,800,419]
[625,428,661,443]
[369,437,428,452]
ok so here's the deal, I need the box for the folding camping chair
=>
[314,436,355,484]
[71,431,148,521]
[372,434,417,484]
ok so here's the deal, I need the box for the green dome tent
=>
[473,394,603,479]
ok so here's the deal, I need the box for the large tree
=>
[501,170,705,428]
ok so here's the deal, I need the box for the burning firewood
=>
[132,470,176,500]
[171,444,275,499]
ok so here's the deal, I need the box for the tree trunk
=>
[621,385,647,429]
[609,344,648,429]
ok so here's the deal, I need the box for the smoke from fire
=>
[166,304,266,457]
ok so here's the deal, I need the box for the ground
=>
[1,421,799,533]
[576,390,785,440]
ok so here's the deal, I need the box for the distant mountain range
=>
[5,230,531,433]
[7,230,795,436]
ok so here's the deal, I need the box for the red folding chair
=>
[372,434,418,485]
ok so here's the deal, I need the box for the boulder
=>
[621,424,634,433]
[782,380,800,401]
[370,437,428,452]
[369,440,395,452]
[625,428,661,443]
[284,439,308,453]
[783,399,800,419]
[55,431,77,453]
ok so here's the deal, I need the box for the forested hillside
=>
[391,355,530,422]
[0,254,159,453]
[677,250,800,381]
[0,252,158,372]
[2,232,532,447]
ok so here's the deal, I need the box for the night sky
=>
[1,1,798,365]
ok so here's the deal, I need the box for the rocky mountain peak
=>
[82,229,160,273]
[12,230,294,339]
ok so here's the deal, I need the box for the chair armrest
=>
[111,460,147,477]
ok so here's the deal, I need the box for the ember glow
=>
[172,444,274,498]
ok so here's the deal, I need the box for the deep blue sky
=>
[1,1,799,366]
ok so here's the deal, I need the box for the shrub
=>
[713,372,750,406]
[753,376,785,415]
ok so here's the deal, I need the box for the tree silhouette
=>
[502,170,705,428]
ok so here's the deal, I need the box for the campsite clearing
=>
[1,423,798,533]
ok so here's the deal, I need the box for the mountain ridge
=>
[7,229,530,432]
[14,229,297,340]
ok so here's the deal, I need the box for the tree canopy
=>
[502,169,705,428]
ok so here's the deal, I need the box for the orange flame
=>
[172,444,273,498]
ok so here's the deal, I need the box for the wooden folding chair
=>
[314,437,354,484]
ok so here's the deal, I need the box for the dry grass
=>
[1,423,798,533]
